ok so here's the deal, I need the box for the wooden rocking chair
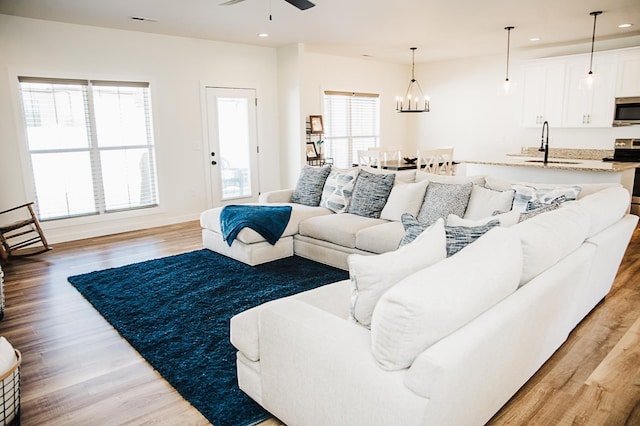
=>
[0,202,52,261]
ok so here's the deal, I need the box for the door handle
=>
[211,152,215,157]
[211,160,217,165]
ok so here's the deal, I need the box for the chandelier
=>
[395,47,430,113]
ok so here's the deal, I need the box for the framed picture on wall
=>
[306,141,318,159]
[309,115,324,134]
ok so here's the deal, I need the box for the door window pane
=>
[217,97,251,199]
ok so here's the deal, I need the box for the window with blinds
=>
[18,77,159,220]
[323,91,380,168]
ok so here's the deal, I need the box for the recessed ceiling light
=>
[130,16,157,22]
[258,33,269,38]
[529,37,541,42]
[618,23,633,28]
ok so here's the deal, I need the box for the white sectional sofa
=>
[199,166,637,425]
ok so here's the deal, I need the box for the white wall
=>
[414,40,640,162]
[302,52,414,157]
[0,14,280,243]
[277,44,304,188]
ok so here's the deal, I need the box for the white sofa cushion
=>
[231,280,350,362]
[484,175,618,199]
[463,185,515,220]
[200,203,331,244]
[348,219,447,328]
[298,213,386,248]
[380,180,429,221]
[320,167,359,213]
[415,172,485,186]
[371,227,522,370]
[447,210,520,227]
[575,186,631,237]
[512,202,590,287]
[355,221,406,254]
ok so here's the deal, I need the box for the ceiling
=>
[1,0,639,63]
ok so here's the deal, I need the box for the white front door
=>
[205,87,259,206]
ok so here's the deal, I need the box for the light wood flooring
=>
[0,220,638,425]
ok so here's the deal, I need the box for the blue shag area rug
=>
[67,250,348,426]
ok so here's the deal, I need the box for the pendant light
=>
[580,11,602,90]
[395,47,430,113]
[502,26,515,94]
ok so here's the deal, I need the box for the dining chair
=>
[368,146,403,162]
[357,150,382,167]
[417,147,455,175]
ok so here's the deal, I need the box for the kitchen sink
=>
[524,159,581,165]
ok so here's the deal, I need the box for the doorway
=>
[204,87,259,206]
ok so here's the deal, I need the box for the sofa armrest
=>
[405,243,596,425]
[258,189,293,203]
[257,299,427,426]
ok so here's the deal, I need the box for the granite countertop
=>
[460,155,640,172]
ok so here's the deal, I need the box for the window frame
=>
[322,90,381,168]
[14,75,161,223]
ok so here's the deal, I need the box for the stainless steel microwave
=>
[613,97,640,126]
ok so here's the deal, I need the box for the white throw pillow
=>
[576,186,630,238]
[371,227,522,370]
[512,203,589,287]
[463,185,515,220]
[447,210,520,227]
[380,181,429,221]
[348,218,447,328]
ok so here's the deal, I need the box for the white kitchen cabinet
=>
[521,61,565,127]
[616,49,640,96]
[563,56,617,127]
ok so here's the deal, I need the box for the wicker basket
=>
[0,349,21,426]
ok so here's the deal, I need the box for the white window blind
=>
[18,77,159,220]
[323,91,380,168]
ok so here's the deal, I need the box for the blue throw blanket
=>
[220,205,293,246]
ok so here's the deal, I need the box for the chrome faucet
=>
[539,121,549,164]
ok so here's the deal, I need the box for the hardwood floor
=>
[0,220,638,425]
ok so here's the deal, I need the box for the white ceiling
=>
[1,0,639,63]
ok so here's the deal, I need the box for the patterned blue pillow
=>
[399,213,429,246]
[445,220,499,256]
[517,201,561,222]
[400,213,499,256]
[348,170,395,218]
[291,165,332,206]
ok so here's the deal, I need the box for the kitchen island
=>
[459,154,640,213]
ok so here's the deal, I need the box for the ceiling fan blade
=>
[219,0,246,5]
[283,0,315,10]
